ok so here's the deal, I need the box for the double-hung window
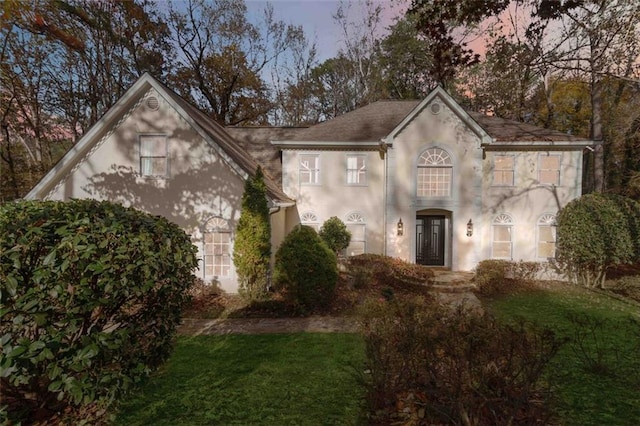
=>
[493,155,514,186]
[537,214,557,258]
[538,154,560,185]
[492,214,513,259]
[203,218,232,278]
[299,154,319,185]
[346,155,367,185]
[345,212,366,256]
[140,135,167,177]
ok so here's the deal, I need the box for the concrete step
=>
[430,283,477,294]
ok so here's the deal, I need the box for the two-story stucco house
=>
[26,73,593,292]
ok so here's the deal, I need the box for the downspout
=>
[267,204,281,291]
[380,139,389,256]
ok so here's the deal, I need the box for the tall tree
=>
[379,13,435,99]
[1,0,171,201]
[408,0,511,89]
[533,0,640,192]
[167,0,304,125]
[332,0,384,107]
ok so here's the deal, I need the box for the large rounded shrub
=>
[0,200,198,423]
[556,193,635,287]
[274,225,338,311]
[318,216,351,255]
[603,193,640,262]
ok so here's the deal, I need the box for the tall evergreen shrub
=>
[233,167,271,301]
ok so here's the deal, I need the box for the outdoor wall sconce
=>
[467,219,473,237]
[397,218,404,236]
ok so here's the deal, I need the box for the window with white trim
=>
[492,214,513,259]
[537,214,556,258]
[346,154,367,185]
[538,154,560,185]
[417,148,452,197]
[140,135,167,176]
[300,211,320,231]
[345,212,366,256]
[493,155,514,186]
[203,217,232,278]
[299,154,319,185]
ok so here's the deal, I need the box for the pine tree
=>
[233,166,271,301]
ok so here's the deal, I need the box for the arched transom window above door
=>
[417,148,453,197]
[300,211,320,231]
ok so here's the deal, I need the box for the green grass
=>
[486,287,640,425]
[114,333,365,425]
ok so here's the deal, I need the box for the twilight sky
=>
[245,0,409,61]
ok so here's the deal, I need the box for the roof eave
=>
[271,140,381,149]
[482,140,596,150]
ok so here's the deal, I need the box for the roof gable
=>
[384,86,491,146]
[26,73,292,204]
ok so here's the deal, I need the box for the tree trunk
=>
[590,50,604,192]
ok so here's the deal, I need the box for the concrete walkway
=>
[179,316,359,335]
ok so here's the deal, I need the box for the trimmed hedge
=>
[474,260,541,296]
[274,225,338,311]
[0,200,198,424]
[347,254,435,289]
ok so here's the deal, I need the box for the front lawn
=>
[115,333,365,425]
[485,284,640,425]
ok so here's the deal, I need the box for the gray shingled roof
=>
[285,101,419,142]
[273,100,591,144]
[466,111,591,143]
[156,80,294,204]
[226,127,306,185]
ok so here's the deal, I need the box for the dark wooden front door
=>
[416,215,445,266]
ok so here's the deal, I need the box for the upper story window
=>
[493,155,514,186]
[299,154,319,185]
[537,214,557,259]
[140,135,167,177]
[492,213,513,259]
[300,211,320,231]
[538,154,560,185]
[346,154,367,185]
[417,148,452,197]
[203,217,232,278]
[345,212,366,256]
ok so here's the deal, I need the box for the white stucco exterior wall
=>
[43,89,249,293]
[281,149,386,255]
[386,96,483,271]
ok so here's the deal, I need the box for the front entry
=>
[416,215,446,266]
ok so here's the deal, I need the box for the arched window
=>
[300,211,320,231]
[203,217,232,278]
[345,212,366,256]
[417,148,453,197]
[492,214,513,259]
[537,214,557,258]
